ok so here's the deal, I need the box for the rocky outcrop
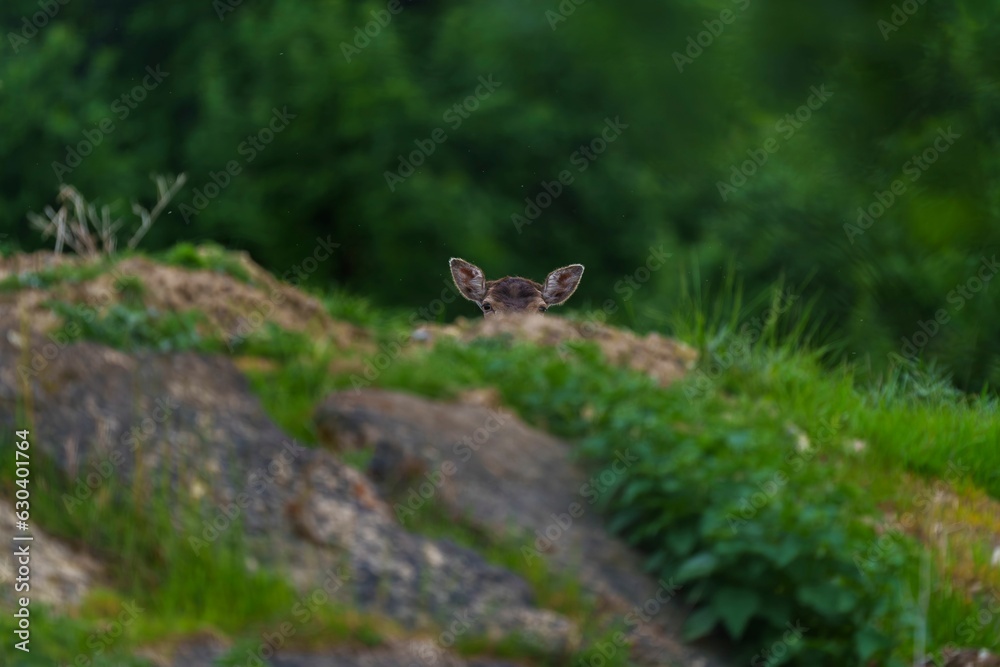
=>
[2,248,996,667]
[0,501,103,610]
[314,388,733,667]
[923,648,1000,667]
[0,332,575,663]
[142,634,531,667]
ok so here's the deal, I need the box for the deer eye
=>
[481,302,492,311]
[538,306,548,313]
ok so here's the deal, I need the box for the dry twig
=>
[27,174,186,257]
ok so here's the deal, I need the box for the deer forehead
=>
[485,277,546,309]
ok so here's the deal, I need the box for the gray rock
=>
[0,503,103,610]
[152,636,529,667]
[313,389,736,667]
[0,334,576,662]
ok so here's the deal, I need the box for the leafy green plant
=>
[159,242,252,283]
[0,605,151,667]
[116,273,146,307]
[231,321,315,361]
[593,415,917,666]
[47,300,221,353]
[0,258,114,291]
[6,250,996,664]
[320,289,407,330]
[344,334,995,665]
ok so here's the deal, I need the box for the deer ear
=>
[450,258,487,302]
[542,264,584,306]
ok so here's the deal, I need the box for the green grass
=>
[399,496,593,619]
[0,426,621,667]
[0,256,115,291]
[0,243,251,296]
[665,271,1000,496]
[238,332,993,664]
[0,603,153,667]
[0,431,394,664]
[47,300,223,353]
[690,342,1000,498]
[116,273,146,306]
[313,336,998,664]
[157,242,252,283]
[383,495,640,665]
[243,346,331,443]
[225,283,1000,664]
[4,248,998,665]
[319,287,410,331]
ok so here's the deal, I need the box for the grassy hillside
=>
[1,246,998,666]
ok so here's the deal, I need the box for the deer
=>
[449,258,584,316]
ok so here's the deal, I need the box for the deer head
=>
[450,258,584,316]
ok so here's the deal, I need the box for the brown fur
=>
[449,258,584,317]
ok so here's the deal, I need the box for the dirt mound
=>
[415,313,697,387]
[0,249,368,352]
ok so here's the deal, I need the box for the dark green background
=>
[2,0,998,389]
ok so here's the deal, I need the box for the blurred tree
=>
[1,0,997,389]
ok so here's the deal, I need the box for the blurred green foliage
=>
[2,0,999,389]
[357,334,999,664]
[14,265,1000,662]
